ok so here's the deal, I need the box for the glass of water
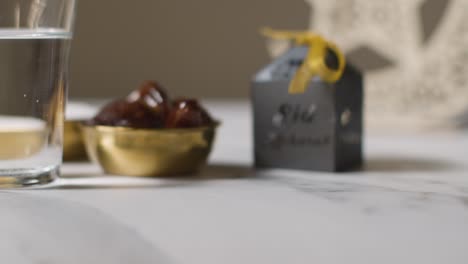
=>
[0,0,76,187]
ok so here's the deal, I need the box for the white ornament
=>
[306,0,468,129]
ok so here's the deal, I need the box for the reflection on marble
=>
[260,167,468,215]
[51,163,254,190]
[365,156,458,172]
[0,192,173,264]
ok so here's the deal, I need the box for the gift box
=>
[251,30,363,172]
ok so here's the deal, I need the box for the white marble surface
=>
[2,101,468,264]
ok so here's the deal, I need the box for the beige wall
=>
[70,1,310,99]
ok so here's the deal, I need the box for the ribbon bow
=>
[262,28,346,94]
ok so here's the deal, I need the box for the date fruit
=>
[127,81,171,121]
[89,82,215,129]
[166,98,214,128]
[89,99,166,129]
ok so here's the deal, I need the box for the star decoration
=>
[306,0,468,127]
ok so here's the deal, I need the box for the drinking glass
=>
[0,0,76,187]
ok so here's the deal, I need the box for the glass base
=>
[0,165,58,188]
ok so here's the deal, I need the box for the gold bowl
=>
[64,120,88,161]
[81,124,219,177]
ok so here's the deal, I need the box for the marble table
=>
[2,101,468,264]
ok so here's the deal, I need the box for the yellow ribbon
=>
[261,28,346,94]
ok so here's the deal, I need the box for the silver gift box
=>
[251,46,363,172]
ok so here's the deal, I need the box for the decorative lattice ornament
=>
[304,0,468,129]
